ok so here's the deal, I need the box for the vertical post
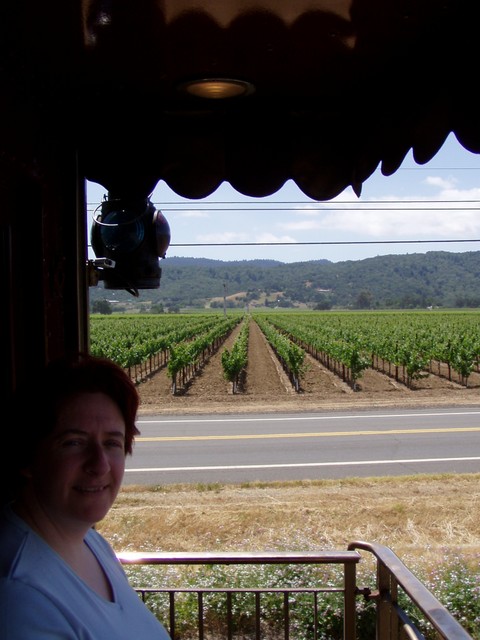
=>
[223,282,227,316]
[343,563,357,640]
[377,562,392,640]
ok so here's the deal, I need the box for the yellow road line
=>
[136,426,480,442]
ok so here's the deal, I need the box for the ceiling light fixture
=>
[179,78,255,99]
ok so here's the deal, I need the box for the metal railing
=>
[118,542,473,640]
[349,541,473,640]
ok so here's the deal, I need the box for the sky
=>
[86,132,480,264]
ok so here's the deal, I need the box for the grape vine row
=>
[90,310,480,394]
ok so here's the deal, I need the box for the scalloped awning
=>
[3,0,480,201]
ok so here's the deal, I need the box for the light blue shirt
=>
[0,504,171,639]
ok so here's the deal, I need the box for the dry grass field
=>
[98,474,480,574]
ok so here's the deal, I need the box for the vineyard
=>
[90,310,480,414]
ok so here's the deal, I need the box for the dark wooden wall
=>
[0,152,89,404]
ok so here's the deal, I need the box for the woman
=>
[0,353,171,639]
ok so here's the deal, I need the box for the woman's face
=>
[25,392,126,532]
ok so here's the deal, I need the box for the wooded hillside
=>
[89,250,480,311]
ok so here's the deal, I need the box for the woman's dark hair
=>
[4,353,140,503]
[37,353,141,455]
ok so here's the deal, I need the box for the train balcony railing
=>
[117,541,473,640]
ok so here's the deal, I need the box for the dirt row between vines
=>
[137,319,480,415]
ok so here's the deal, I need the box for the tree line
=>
[89,250,480,312]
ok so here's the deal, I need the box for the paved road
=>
[124,407,480,485]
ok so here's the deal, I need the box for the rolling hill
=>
[89,251,480,311]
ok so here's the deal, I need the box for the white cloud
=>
[279,209,480,238]
[175,210,209,218]
[276,180,480,239]
[434,186,480,199]
[196,231,249,242]
[254,232,297,243]
[290,205,324,217]
[424,176,457,190]
[279,219,324,231]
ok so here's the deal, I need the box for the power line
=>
[157,199,480,205]
[88,199,480,206]
[170,238,480,248]
[86,238,480,251]
[86,202,480,214]
[86,194,480,249]
[154,199,480,206]
[158,206,480,212]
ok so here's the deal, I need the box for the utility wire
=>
[88,199,480,206]
[86,192,480,249]
[170,239,480,248]
[86,238,480,250]
[150,199,480,206]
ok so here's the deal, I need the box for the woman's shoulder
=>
[0,501,26,529]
